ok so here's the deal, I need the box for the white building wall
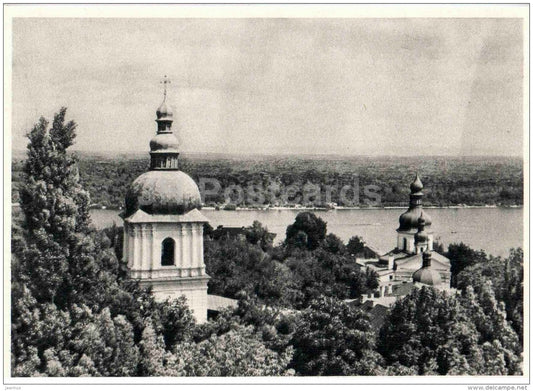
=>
[397,231,434,254]
[140,224,146,271]
[179,225,185,271]
[123,223,130,268]
[133,226,140,269]
[192,224,198,273]
[198,224,205,275]
[397,232,415,253]
[127,218,209,323]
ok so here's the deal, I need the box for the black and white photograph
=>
[4,3,529,386]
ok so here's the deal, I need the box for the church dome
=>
[156,100,173,120]
[413,251,441,286]
[413,266,442,286]
[150,132,179,152]
[125,170,202,217]
[410,174,424,193]
[399,209,432,231]
[398,174,432,231]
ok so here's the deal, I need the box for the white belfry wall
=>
[397,231,434,253]
[124,218,209,323]
[397,232,415,253]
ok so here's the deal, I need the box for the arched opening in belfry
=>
[403,237,407,251]
[161,237,175,266]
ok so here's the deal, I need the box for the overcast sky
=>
[11,18,524,156]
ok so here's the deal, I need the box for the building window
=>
[161,237,175,266]
[403,238,407,250]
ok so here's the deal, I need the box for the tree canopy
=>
[11,109,523,377]
[378,285,522,375]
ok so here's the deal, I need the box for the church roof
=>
[398,174,432,231]
[363,244,385,257]
[413,267,443,286]
[156,76,173,120]
[380,249,450,269]
[410,173,424,194]
[156,100,173,120]
[369,304,389,329]
[125,170,202,217]
[395,251,450,269]
[125,77,203,217]
[390,282,417,297]
[124,207,209,223]
[413,251,443,286]
[150,132,179,153]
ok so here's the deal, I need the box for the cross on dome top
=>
[161,75,171,99]
[156,75,173,120]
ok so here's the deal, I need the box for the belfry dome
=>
[125,75,201,217]
[398,174,432,231]
[156,100,173,120]
[149,132,179,152]
[399,209,432,231]
[125,170,201,217]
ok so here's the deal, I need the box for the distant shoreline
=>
[12,149,525,161]
[85,204,523,212]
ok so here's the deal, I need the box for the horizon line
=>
[11,148,524,160]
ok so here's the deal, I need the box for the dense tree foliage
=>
[378,285,522,375]
[347,235,366,256]
[11,109,291,377]
[447,242,490,287]
[11,110,523,377]
[170,325,294,376]
[205,215,378,309]
[15,108,91,303]
[12,153,524,209]
[243,220,275,252]
[445,242,523,346]
[455,248,524,345]
[289,297,381,375]
[379,287,475,375]
[285,212,327,250]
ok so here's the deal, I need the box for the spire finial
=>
[161,75,171,99]
[410,173,424,194]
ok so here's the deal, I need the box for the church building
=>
[361,174,451,289]
[122,77,210,323]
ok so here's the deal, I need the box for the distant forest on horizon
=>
[12,152,523,209]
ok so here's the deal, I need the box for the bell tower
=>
[396,174,433,254]
[123,77,209,323]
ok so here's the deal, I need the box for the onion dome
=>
[125,170,202,216]
[413,251,442,286]
[124,75,202,217]
[398,174,432,231]
[156,100,173,120]
[156,75,174,121]
[399,209,432,231]
[414,217,428,244]
[410,173,423,194]
[150,132,179,153]
[420,210,431,225]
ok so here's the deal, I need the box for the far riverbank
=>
[89,206,523,258]
[86,204,523,212]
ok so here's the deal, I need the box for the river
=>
[90,207,523,258]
